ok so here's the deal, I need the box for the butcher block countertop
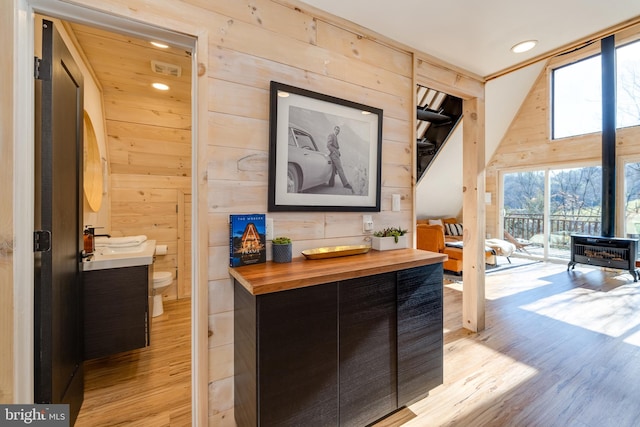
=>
[229,248,447,295]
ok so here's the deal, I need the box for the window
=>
[624,161,640,239]
[503,166,602,260]
[552,38,640,139]
[617,41,640,129]
[552,55,601,139]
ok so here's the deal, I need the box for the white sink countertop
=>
[81,240,156,271]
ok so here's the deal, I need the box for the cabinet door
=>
[234,281,258,427]
[339,273,397,426]
[397,264,443,406]
[258,283,338,427]
[83,266,149,360]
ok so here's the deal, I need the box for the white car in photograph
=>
[287,124,333,192]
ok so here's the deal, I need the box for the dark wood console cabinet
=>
[83,264,152,360]
[231,249,444,426]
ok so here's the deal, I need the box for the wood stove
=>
[568,235,639,281]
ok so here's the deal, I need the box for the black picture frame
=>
[268,81,383,212]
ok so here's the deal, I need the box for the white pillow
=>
[445,223,463,236]
[428,219,443,226]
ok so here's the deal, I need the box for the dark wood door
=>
[338,273,397,426]
[34,19,84,424]
[397,264,443,406]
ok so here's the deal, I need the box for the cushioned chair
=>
[416,218,497,274]
[416,223,463,273]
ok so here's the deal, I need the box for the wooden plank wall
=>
[485,26,640,238]
[197,1,416,422]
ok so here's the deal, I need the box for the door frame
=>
[12,1,208,424]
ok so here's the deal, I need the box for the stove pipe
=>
[601,35,616,238]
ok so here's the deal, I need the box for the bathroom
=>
[37,15,194,423]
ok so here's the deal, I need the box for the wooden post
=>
[462,97,486,332]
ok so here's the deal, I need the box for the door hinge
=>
[34,56,51,81]
[33,230,52,252]
[34,57,42,80]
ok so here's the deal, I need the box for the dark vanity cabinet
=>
[83,265,152,360]
[232,251,444,427]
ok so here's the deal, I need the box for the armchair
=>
[416,219,498,274]
[416,223,463,273]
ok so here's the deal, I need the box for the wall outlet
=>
[266,218,274,241]
[363,215,373,233]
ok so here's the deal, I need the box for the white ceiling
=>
[299,0,640,78]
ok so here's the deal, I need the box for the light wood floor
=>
[377,261,640,427]
[75,298,191,427]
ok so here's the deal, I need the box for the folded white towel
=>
[95,235,147,247]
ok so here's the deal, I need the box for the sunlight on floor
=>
[405,343,539,426]
[445,262,551,301]
[624,329,640,346]
[520,279,640,338]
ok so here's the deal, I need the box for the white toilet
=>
[152,271,173,317]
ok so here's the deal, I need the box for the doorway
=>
[42,15,193,423]
[14,1,204,423]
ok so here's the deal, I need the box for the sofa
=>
[416,218,497,274]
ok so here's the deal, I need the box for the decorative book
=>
[229,214,267,267]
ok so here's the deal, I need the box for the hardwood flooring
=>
[377,261,640,427]
[75,298,191,427]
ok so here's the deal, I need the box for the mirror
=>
[83,111,103,212]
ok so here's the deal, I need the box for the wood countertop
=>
[229,248,447,295]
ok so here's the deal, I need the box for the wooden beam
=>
[462,97,486,332]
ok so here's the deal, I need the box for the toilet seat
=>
[153,271,172,288]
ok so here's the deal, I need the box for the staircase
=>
[416,85,463,181]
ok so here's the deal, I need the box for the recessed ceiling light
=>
[278,91,290,98]
[152,82,170,91]
[511,40,538,54]
[150,41,169,49]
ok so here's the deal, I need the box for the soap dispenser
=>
[83,226,95,254]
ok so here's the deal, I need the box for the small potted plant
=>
[372,227,408,251]
[272,236,293,263]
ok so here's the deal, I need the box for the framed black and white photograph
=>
[268,81,383,212]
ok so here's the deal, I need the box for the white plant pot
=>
[372,235,408,251]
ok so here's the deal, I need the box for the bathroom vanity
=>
[81,240,156,360]
[230,248,446,426]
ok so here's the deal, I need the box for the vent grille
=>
[151,60,182,77]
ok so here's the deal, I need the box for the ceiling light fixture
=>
[511,40,538,54]
[152,82,170,91]
[150,41,169,49]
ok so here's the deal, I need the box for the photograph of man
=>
[326,126,354,193]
